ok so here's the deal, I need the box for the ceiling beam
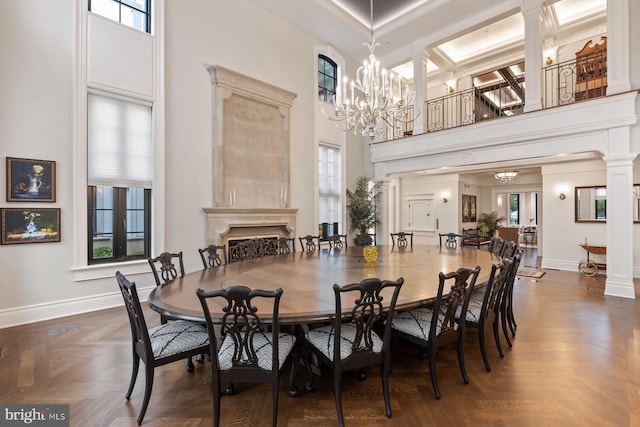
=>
[497,67,524,100]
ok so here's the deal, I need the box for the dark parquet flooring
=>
[1,247,640,426]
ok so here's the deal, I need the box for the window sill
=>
[72,259,149,282]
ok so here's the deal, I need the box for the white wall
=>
[0,0,79,311]
[541,160,608,272]
[0,0,366,327]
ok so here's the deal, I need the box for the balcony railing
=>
[425,77,525,133]
[381,52,608,139]
[385,105,415,141]
[543,52,607,108]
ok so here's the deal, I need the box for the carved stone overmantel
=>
[207,66,297,209]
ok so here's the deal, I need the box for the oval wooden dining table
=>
[147,245,498,325]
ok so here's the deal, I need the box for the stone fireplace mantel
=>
[203,208,298,246]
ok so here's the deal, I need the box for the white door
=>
[406,198,434,231]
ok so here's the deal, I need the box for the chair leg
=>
[288,350,300,398]
[508,290,517,335]
[478,326,491,372]
[137,364,154,425]
[493,319,504,358]
[428,345,441,400]
[126,351,140,400]
[272,372,279,427]
[334,369,345,427]
[457,339,469,384]
[302,345,316,393]
[186,357,195,372]
[213,383,221,427]
[381,360,392,418]
[501,309,513,348]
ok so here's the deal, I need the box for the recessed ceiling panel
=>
[553,0,606,26]
[391,59,438,81]
[437,14,524,63]
[332,0,431,29]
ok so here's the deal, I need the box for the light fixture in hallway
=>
[495,170,518,184]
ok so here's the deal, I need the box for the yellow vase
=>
[363,246,378,263]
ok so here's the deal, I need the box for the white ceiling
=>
[249,0,607,79]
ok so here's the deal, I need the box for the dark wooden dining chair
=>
[328,233,348,250]
[491,237,505,257]
[390,266,480,399]
[196,285,298,427]
[148,251,184,291]
[148,252,185,327]
[487,236,500,254]
[116,271,209,425]
[149,251,203,370]
[303,277,405,427]
[462,259,511,371]
[199,244,227,270]
[500,240,517,258]
[299,234,319,252]
[501,249,523,348]
[277,236,296,254]
[238,239,264,260]
[390,232,413,249]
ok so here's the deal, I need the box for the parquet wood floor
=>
[1,248,639,426]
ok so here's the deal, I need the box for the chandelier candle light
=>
[324,0,418,140]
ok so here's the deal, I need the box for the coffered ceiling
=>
[250,0,607,79]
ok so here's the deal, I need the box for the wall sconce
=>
[442,196,448,203]
[559,192,566,200]
[448,86,454,93]
[546,56,553,65]
[441,191,449,203]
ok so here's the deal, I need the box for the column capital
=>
[521,0,543,16]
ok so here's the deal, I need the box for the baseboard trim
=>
[0,286,153,329]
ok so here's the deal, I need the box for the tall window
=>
[319,144,341,230]
[318,55,337,103]
[89,0,151,33]
[87,94,152,264]
[509,194,520,225]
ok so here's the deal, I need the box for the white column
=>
[411,43,427,135]
[606,0,631,94]
[379,179,391,245]
[522,0,543,112]
[603,126,636,298]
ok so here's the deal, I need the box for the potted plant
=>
[346,176,380,246]
[478,211,505,236]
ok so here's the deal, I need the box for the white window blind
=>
[88,94,152,188]
[318,144,341,224]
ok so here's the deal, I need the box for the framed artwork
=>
[1,208,61,244]
[6,157,56,202]
[462,194,477,223]
[462,194,470,222]
[470,195,477,222]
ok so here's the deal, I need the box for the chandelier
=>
[495,171,518,184]
[323,0,418,141]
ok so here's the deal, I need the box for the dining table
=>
[146,245,498,325]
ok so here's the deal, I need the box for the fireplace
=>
[203,208,297,248]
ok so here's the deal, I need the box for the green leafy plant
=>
[346,176,380,246]
[93,246,113,258]
[478,211,505,236]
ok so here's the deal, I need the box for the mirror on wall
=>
[575,186,606,222]
[575,185,640,222]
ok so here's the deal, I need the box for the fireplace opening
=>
[228,236,279,262]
